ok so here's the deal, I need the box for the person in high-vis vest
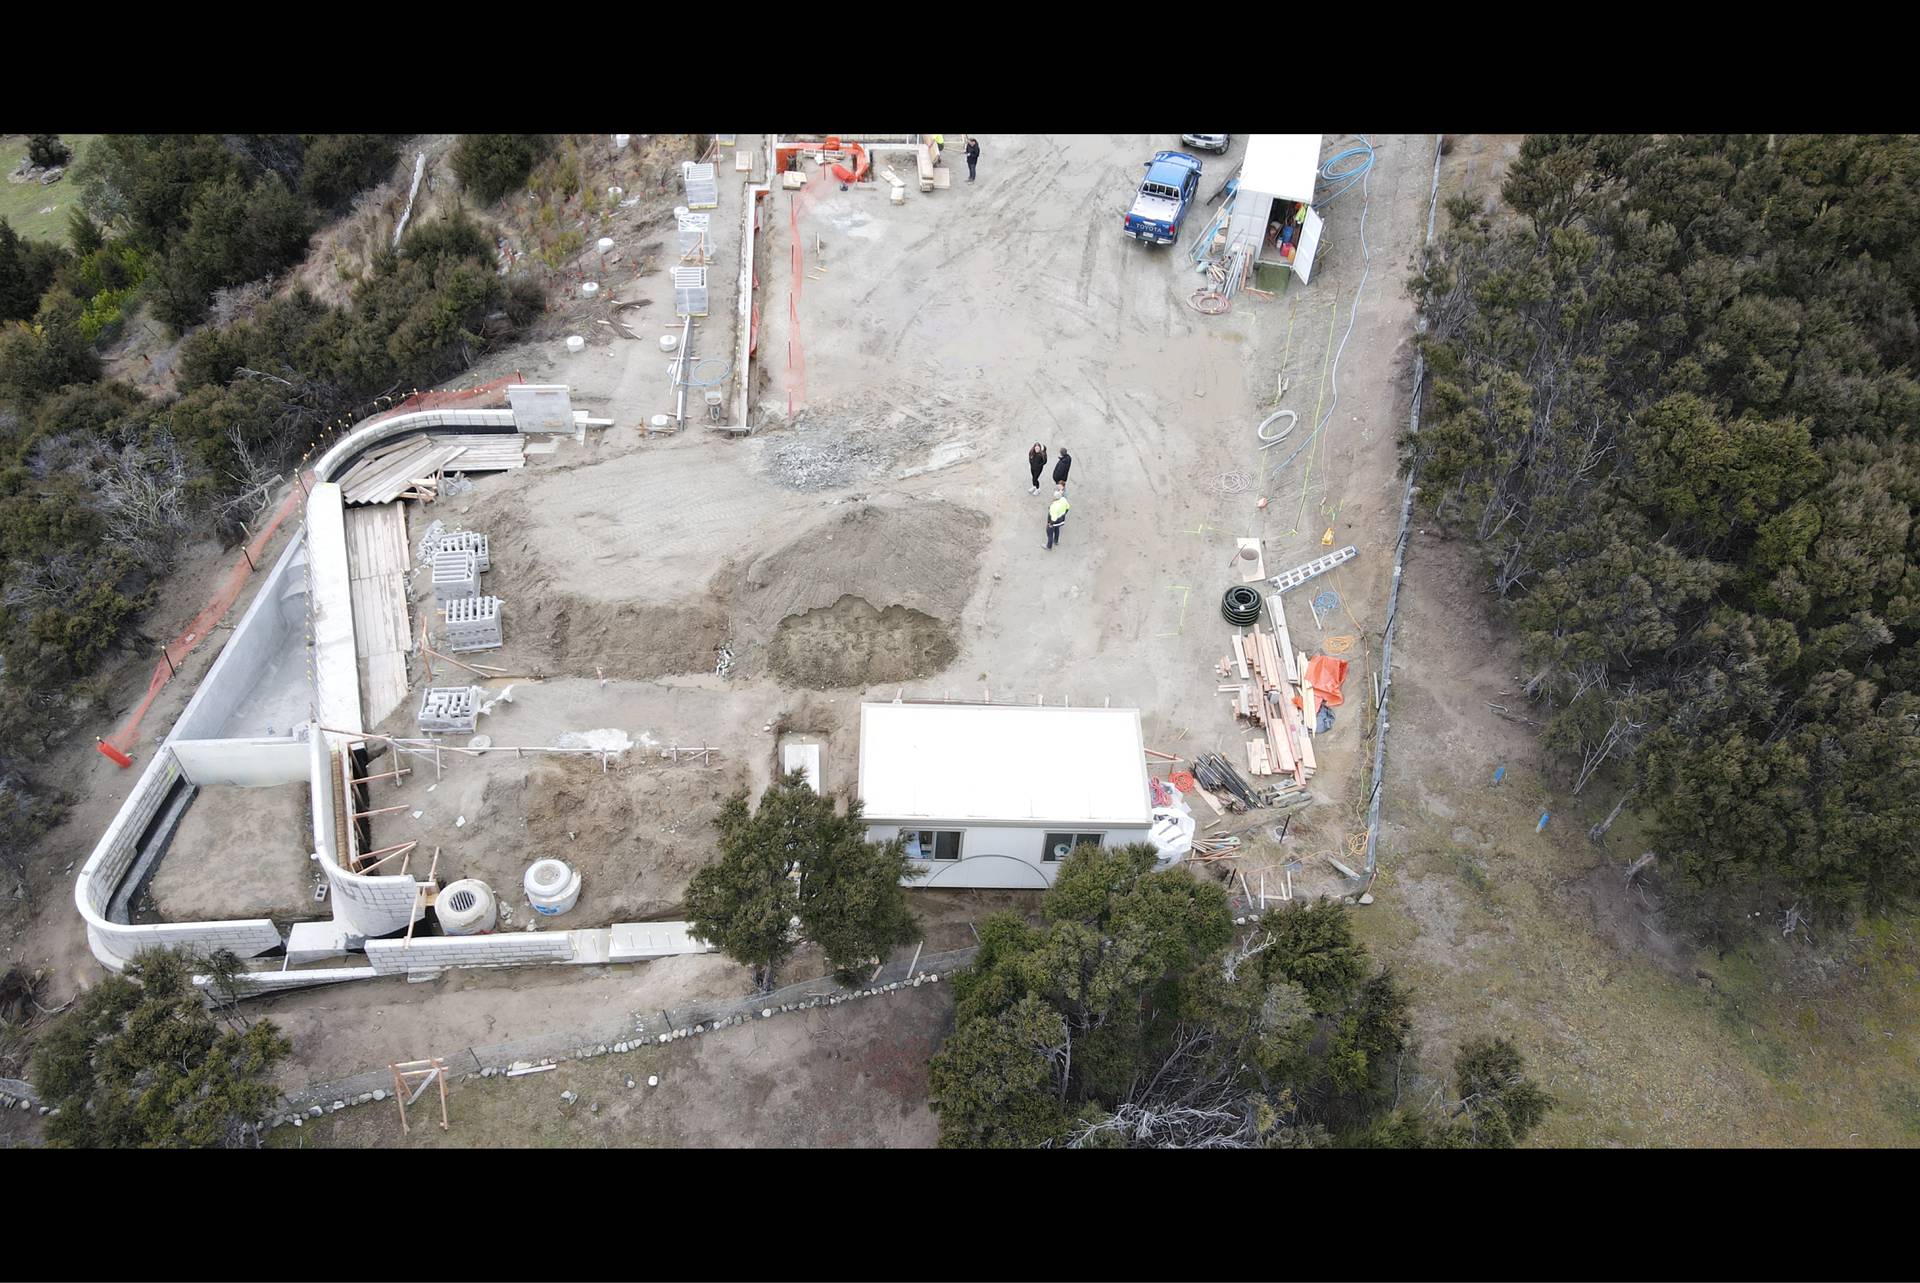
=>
[1045,490,1071,550]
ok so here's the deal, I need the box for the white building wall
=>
[870,822,1154,889]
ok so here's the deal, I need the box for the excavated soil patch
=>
[147,783,315,924]
[416,752,747,927]
[769,596,957,689]
[504,591,730,681]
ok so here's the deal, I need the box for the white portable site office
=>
[857,702,1154,889]
[1228,133,1326,284]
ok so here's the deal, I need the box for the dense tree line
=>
[0,134,543,860]
[1407,134,1920,926]
[72,134,403,328]
[928,845,1549,1148]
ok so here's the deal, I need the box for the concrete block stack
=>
[673,266,709,317]
[432,548,478,600]
[439,529,490,571]
[419,687,479,733]
[426,524,504,651]
[676,211,711,262]
[681,161,718,209]
[443,596,504,652]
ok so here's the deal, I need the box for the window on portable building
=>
[1043,832,1105,862]
[903,829,962,860]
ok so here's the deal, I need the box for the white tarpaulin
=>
[1239,134,1322,204]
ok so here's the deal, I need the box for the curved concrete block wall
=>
[75,399,571,973]
[313,408,522,484]
[74,746,286,969]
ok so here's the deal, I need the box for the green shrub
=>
[298,133,401,212]
[26,135,70,168]
[451,134,550,205]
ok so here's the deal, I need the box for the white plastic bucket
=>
[565,335,585,353]
[596,237,615,254]
[659,334,678,352]
[524,859,581,916]
[614,134,631,151]
[581,281,600,298]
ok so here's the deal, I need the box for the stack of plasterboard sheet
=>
[337,436,467,505]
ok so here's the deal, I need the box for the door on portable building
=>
[1291,206,1325,284]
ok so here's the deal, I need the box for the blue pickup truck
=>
[1123,150,1203,246]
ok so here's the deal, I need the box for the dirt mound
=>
[742,500,988,630]
[520,754,746,921]
[770,596,957,688]
[505,590,730,681]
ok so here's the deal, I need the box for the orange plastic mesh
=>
[103,470,315,757]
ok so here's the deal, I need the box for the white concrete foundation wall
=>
[88,919,286,966]
[873,823,1155,889]
[170,737,309,787]
[311,732,423,938]
[199,967,377,998]
[365,932,576,974]
[75,747,287,967]
[168,533,309,742]
[81,747,181,918]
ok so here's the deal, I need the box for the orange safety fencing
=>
[100,469,316,762]
[367,373,525,425]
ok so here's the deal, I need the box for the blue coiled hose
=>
[1319,141,1375,204]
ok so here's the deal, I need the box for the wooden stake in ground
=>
[390,1057,450,1135]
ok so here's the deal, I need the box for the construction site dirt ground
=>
[270,981,951,1148]
[143,783,314,924]
[17,134,1917,1148]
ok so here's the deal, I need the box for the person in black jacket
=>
[965,137,981,182]
[1052,447,1072,492]
[1027,442,1048,494]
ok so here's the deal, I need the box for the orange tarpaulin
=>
[1305,655,1350,708]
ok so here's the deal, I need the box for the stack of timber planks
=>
[1215,594,1317,787]
[337,436,467,506]
[337,430,527,507]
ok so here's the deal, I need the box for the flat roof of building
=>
[857,703,1151,827]
[1240,133,1323,204]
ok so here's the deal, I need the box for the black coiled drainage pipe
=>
[1221,585,1262,626]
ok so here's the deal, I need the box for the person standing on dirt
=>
[1027,442,1048,494]
[1052,446,1072,492]
[965,137,981,182]
[1045,490,1071,550]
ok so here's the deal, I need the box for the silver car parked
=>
[1181,134,1232,154]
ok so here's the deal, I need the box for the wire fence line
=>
[271,946,978,1121]
[1362,133,1448,882]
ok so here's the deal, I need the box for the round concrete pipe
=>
[524,859,582,916]
[438,879,498,935]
